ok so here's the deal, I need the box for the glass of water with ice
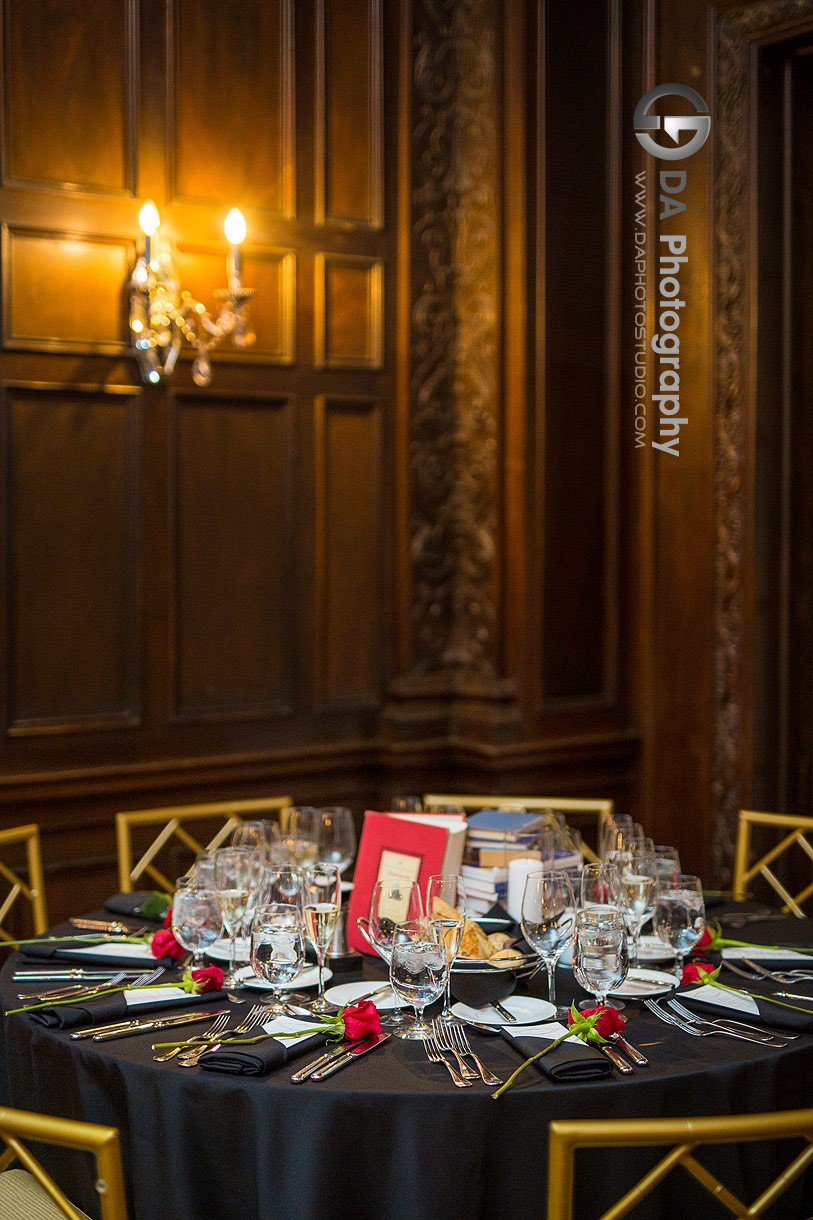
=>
[653,873,706,980]
[389,919,448,1040]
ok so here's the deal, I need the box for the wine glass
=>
[214,846,256,984]
[579,862,619,911]
[250,903,305,1017]
[313,807,356,874]
[389,919,448,1040]
[427,874,467,1025]
[192,850,217,887]
[261,868,303,906]
[654,845,682,884]
[171,883,223,967]
[358,878,423,1030]
[614,850,658,967]
[520,870,576,1018]
[301,863,341,1014]
[572,908,629,1009]
[270,809,319,870]
[231,820,273,862]
[653,873,706,979]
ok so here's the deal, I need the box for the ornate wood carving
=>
[711,0,813,879]
[406,0,500,687]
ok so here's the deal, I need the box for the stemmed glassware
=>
[358,878,423,1030]
[270,808,319,870]
[613,850,658,968]
[262,868,303,906]
[250,903,305,1017]
[427,874,467,1025]
[653,873,706,980]
[300,863,341,1014]
[572,908,629,1009]
[520,870,576,1018]
[171,882,223,968]
[389,918,448,1040]
[231,820,273,862]
[312,808,356,875]
[580,862,619,912]
[214,846,257,984]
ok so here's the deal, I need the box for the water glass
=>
[389,919,448,1040]
[171,883,223,967]
[614,850,658,967]
[427,873,466,1024]
[301,863,341,1014]
[251,903,305,1016]
[572,908,629,1008]
[358,879,423,1029]
[520,870,576,1017]
[653,873,706,978]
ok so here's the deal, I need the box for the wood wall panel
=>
[3,228,132,353]
[314,395,383,708]
[3,0,135,194]
[170,392,294,720]
[315,254,384,367]
[174,245,295,363]
[316,0,383,226]
[171,0,294,213]
[3,384,141,734]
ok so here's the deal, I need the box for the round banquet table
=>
[4,912,813,1220]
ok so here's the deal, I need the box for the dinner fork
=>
[431,1020,478,1081]
[178,1003,270,1066]
[666,998,783,1044]
[424,1032,472,1087]
[20,970,130,1003]
[447,1022,502,1085]
[741,958,813,984]
[643,998,707,1035]
[153,1011,231,1062]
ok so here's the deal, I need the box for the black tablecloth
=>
[4,911,813,1220]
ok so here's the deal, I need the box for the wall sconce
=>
[128,202,255,387]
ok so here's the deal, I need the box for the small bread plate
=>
[207,937,250,963]
[611,968,677,998]
[234,965,330,991]
[637,936,675,964]
[324,980,399,1011]
[450,995,556,1026]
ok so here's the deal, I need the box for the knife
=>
[290,1043,355,1083]
[91,1009,233,1042]
[70,1008,230,1040]
[610,1033,648,1066]
[310,1032,391,1080]
[596,1043,633,1074]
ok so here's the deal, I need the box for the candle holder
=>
[128,202,256,387]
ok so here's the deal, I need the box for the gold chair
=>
[0,824,48,941]
[0,1105,128,1220]
[547,1108,813,1220]
[115,796,292,893]
[732,809,813,916]
[421,794,615,863]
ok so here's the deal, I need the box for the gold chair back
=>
[547,1108,813,1220]
[115,796,292,892]
[732,808,813,916]
[0,823,48,940]
[421,794,615,863]
[0,1105,128,1220]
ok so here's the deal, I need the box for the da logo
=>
[634,84,710,161]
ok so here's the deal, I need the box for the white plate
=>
[323,980,399,1011]
[62,942,160,963]
[637,936,675,964]
[611,968,677,997]
[207,937,250,962]
[450,995,556,1026]
[234,965,331,991]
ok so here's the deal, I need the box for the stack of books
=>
[461,809,549,914]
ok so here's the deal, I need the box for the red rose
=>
[342,1000,382,1041]
[570,1005,626,1038]
[693,926,713,951]
[163,905,173,930]
[184,965,223,994]
[681,961,716,985]
[150,927,186,961]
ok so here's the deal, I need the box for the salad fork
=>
[153,1012,230,1062]
[643,998,707,1035]
[431,1020,478,1081]
[448,1022,502,1085]
[741,958,813,984]
[178,1003,270,1066]
[666,998,783,1044]
[424,1032,472,1087]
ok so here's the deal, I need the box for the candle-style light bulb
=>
[224,208,246,284]
[138,200,160,268]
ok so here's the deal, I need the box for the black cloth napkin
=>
[104,892,170,923]
[502,1028,613,1083]
[26,988,226,1030]
[20,940,177,970]
[200,1030,327,1075]
[679,985,813,1033]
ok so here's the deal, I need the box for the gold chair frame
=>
[732,809,813,916]
[0,1105,128,1220]
[547,1108,813,1220]
[0,823,48,940]
[422,794,615,863]
[116,796,292,893]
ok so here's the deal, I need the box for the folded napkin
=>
[104,892,170,923]
[21,940,176,970]
[502,1023,613,1083]
[680,984,813,1033]
[200,1015,327,1076]
[721,946,813,969]
[26,987,224,1030]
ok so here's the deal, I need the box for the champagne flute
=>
[358,878,423,1029]
[427,873,467,1025]
[614,850,658,968]
[301,863,341,1014]
[389,919,448,1040]
[214,846,256,984]
[653,873,706,980]
[171,883,223,968]
[250,903,305,1017]
[572,907,629,1009]
[520,870,576,1018]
